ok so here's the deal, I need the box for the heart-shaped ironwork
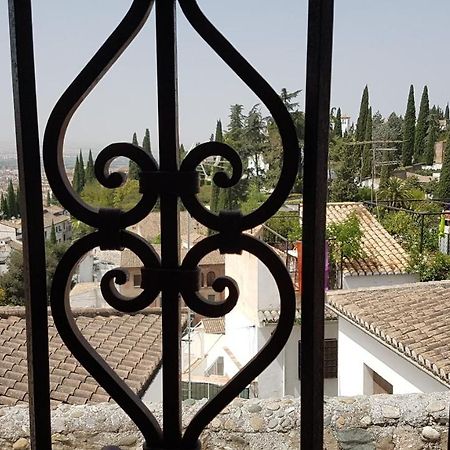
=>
[43,0,299,448]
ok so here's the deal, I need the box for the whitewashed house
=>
[182,246,338,399]
[327,281,450,396]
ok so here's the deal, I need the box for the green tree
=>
[280,88,301,112]
[72,156,82,193]
[378,177,412,207]
[414,86,429,163]
[179,144,187,162]
[80,180,115,208]
[45,241,70,300]
[85,149,95,184]
[78,150,86,191]
[46,190,51,207]
[335,107,342,138]
[7,179,17,218]
[0,193,8,218]
[445,104,449,120]
[402,85,416,166]
[361,107,373,179]
[327,212,364,264]
[129,132,140,180]
[209,120,224,217]
[49,221,57,245]
[439,139,450,199]
[226,104,245,147]
[0,250,24,306]
[329,139,359,201]
[142,128,152,156]
[243,104,268,185]
[424,114,438,165]
[355,85,370,163]
[112,179,142,211]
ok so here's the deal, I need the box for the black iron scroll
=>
[31,1,334,450]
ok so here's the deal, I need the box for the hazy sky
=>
[0,1,449,155]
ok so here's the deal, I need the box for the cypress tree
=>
[15,187,20,217]
[72,156,81,193]
[79,150,86,191]
[7,180,17,218]
[424,115,437,165]
[439,139,450,199]
[129,132,140,180]
[46,191,51,206]
[335,107,342,138]
[209,120,223,219]
[414,86,429,163]
[355,86,369,160]
[85,149,95,184]
[0,193,8,218]
[446,104,449,121]
[402,85,416,166]
[142,128,152,156]
[361,108,373,179]
[49,221,57,245]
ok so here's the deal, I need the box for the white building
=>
[0,206,72,244]
[182,247,338,399]
[341,115,351,134]
[327,281,450,396]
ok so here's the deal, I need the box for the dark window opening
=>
[206,271,215,287]
[133,274,142,288]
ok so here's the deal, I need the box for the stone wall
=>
[1,392,449,449]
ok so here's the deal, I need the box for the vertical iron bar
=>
[156,0,182,446]
[8,1,52,448]
[301,0,334,449]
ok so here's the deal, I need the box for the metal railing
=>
[8,0,334,448]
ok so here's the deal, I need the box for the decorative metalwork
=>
[9,0,334,449]
[41,0,299,448]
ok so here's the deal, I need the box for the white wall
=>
[0,224,18,241]
[225,251,339,398]
[343,273,418,290]
[338,318,447,396]
[142,367,162,403]
[257,321,338,398]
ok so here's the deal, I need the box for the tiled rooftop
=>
[120,245,225,268]
[0,307,163,407]
[130,211,206,241]
[202,317,225,334]
[327,281,450,386]
[259,307,337,325]
[299,202,409,276]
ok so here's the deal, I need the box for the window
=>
[133,274,142,288]
[324,339,338,378]
[205,356,224,376]
[298,339,337,379]
[364,365,393,395]
[206,271,215,287]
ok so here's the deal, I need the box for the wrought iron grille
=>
[8,0,333,449]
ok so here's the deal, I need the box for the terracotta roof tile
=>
[120,246,224,268]
[202,317,225,334]
[258,307,337,324]
[298,202,409,276]
[326,280,450,386]
[0,307,164,407]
